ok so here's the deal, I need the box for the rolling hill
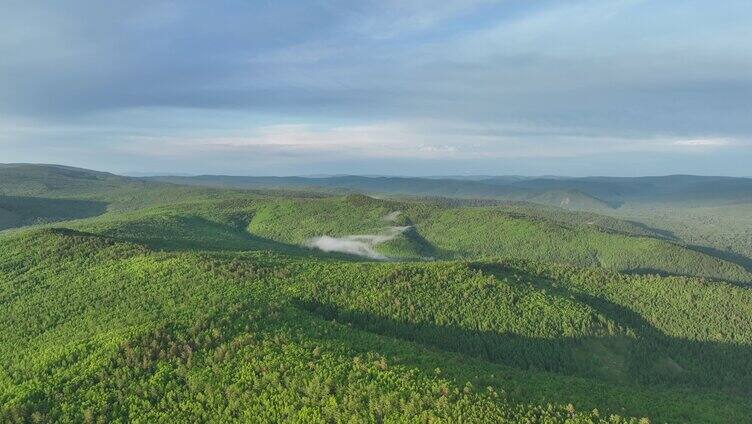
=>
[1,164,751,422]
[146,169,752,274]
[1,165,749,283]
[1,227,751,422]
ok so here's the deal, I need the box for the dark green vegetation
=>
[1,164,751,423]
[0,196,106,230]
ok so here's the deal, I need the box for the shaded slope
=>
[0,196,107,231]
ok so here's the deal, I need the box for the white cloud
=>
[116,121,470,159]
[673,138,731,147]
[111,118,748,163]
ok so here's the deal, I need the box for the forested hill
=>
[2,227,752,423]
[1,164,750,283]
[2,163,752,422]
[0,163,140,197]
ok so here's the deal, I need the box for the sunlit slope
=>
[610,202,752,271]
[402,198,672,238]
[416,208,752,283]
[244,195,752,283]
[3,164,748,283]
[249,195,407,242]
[1,229,751,422]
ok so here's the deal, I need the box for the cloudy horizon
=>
[2,1,751,176]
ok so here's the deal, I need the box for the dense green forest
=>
[1,165,751,423]
[149,170,752,272]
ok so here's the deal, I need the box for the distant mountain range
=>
[148,173,752,210]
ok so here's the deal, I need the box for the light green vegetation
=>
[416,207,751,283]
[249,195,410,243]
[1,229,751,423]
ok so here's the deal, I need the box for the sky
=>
[1,0,751,176]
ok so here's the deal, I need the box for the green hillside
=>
[1,228,751,423]
[1,164,751,422]
[415,207,751,283]
[240,195,752,283]
[609,203,752,273]
[147,170,752,270]
[0,164,329,218]
[28,191,747,283]
[0,164,140,198]
[402,198,671,239]
[152,174,622,211]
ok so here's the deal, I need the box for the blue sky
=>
[1,0,751,176]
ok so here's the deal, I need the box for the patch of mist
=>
[306,213,409,259]
[306,235,386,259]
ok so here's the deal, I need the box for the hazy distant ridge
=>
[148,173,752,208]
